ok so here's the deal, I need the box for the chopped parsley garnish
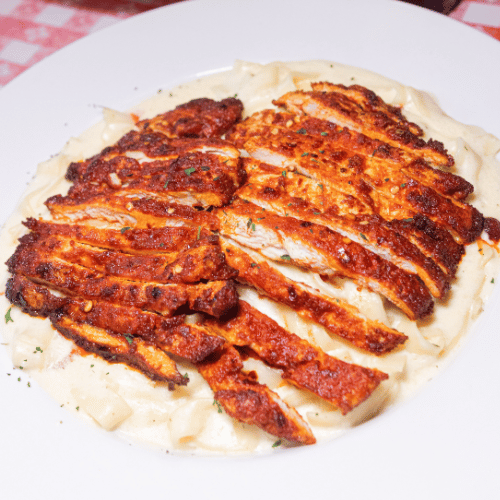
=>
[280,255,291,261]
[301,152,309,157]
[320,132,328,136]
[120,226,131,234]
[196,226,202,240]
[184,167,196,176]
[272,440,282,448]
[124,335,134,345]
[247,218,253,229]
[5,307,13,324]
[359,233,368,241]
[297,128,307,134]
[213,400,223,413]
[400,183,406,188]
[282,170,287,177]
[163,180,170,189]
[200,166,210,171]
[492,278,495,284]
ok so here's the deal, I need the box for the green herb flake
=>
[318,183,324,191]
[282,170,287,177]
[297,128,307,135]
[251,223,256,232]
[280,255,291,261]
[35,346,43,353]
[163,180,170,189]
[196,226,202,240]
[213,400,223,414]
[247,218,253,229]
[272,440,282,448]
[200,166,210,171]
[319,150,325,154]
[5,307,13,324]
[400,183,406,188]
[76,406,80,411]
[301,152,309,157]
[124,335,134,345]
[184,167,196,176]
[359,233,368,241]
[320,132,328,136]
[120,226,131,234]
[491,278,495,284]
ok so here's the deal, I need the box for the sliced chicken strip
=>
[274,83,453,168]
[46,194,220,230]
[197,344,316,445]
[54,316,186,388]
[137,97,244,139]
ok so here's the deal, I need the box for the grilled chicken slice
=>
[6,275,225,364]
[197,344,316,445]
[274,83,454,168]
[203,301,388,414]
[23,218,203,255]
[65,130,243,208]
[54,316,186,388]
[220,240,407,355]
[238,158,449,298]
[7,236,238,318]
[137,97,244,138]
[12,232,236,285]
[217,199,434,320]
[46,194,220,231]
[242,131,483,244]
[229,109,472,201]
[67,132,241,183]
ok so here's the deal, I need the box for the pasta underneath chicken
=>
[1,60,499,455]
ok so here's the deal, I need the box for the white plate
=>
[1,0,499,498]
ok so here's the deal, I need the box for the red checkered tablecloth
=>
[1,0,499,89]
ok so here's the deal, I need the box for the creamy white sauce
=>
[1,60,499,456]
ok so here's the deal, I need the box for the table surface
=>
[1,0,500,89]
